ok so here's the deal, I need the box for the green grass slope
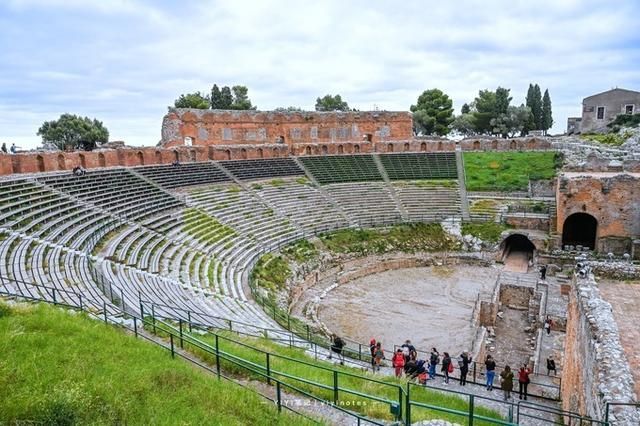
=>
[0,302,312,425]
[463,151,561,192]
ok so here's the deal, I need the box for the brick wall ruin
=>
[556,173,640,253]
[160,109,414,147]
[0,136,553,177]
[562,273,639,424]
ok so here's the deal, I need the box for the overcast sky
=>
[1,0,639,149]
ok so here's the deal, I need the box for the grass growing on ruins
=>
[319,223,460,255]
[580,132,630,146]
[282,239,318,263]
[182,207,236,245]
[462,222,510,243]
[0,302,310,426]
[165,327,504,424]
[463,151,560,191]
[251,253,292,291]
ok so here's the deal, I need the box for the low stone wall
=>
[561,273,639,424]
[504,214,550,231]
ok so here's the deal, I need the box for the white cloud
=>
[0,0,638,148]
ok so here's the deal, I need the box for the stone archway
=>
[562,213,598,250]
[36,155,45,172]
[500,233,536,272]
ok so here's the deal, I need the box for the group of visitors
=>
[329,335,556,402]
[72,166,87,176]
[1,142,17,154]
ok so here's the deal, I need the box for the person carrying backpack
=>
[429,348,439,380]
[458,352,472,386]
[401,339,417,363]
[369,338,377,367]
[441,352,452,384]
[329,334,345,365]
[500,365,514,400]
[392,349,405,377]
[485,355,497,391]
[373,342,385,372]
[547,356,557,376]
[518,364,531,400]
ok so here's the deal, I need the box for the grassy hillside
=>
[0,302,313,425]
[463,151,561,191]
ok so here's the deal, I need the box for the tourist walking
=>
[547,356,557,376]
[500,365,514,400]
[373,342,385,372]
[328,334,345,365]
[441,352,452,384]
[518,364,531,400]
[540,265,547,280]
[1,142,7,153]
[401,339,417,363]
[429,348,439,380]
[10,143,17,154]
[544,316,553,335]
[485,355,496,391]
[392,349,405,378]
[369,338,377,367]
[459,352,472,386]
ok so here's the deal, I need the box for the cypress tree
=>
[532,84,543,130]
[542,89,553,134]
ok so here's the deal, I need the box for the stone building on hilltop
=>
[567,88,640,134]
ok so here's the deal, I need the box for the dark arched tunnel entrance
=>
[562,213,598,250]
[501,234,536,272]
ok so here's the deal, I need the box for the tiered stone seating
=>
[0,178,122,252]
[299,155,383,184]
[134,162,230,189]
[219,158,303,181]
[253,178,351,233]
[379,152,458,180]
[393,181,462,222]
[324,182,402,226]
[37,169,183,221]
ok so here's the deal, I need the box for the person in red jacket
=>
[392,349,405,377]
[518,364,531,400]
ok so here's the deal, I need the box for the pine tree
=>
[494,87,512,116]
[461,103,470,114]
[542,89,553,134]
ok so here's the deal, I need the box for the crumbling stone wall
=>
[556,173,640,253]
[562,274,639,424]
[160,109,414,147]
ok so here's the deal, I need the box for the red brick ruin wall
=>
[556,174,640,251]
[0,137,553,177]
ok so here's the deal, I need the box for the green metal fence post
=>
[266,353,271,385]
[468,394,475,426]
[52,288,57,305]
[228,319,232,331]
[604,403,610,425]
[473,361,477,383]
[306,324,310,341]
[151,304,156,334]
[179,319,184,349]
[103,302,108,323]
[187,311,192,332]
[170,334,175,358]
[398,386,403,422]
[276,381,282,413]
[405,383,411,426]
[215,334,221,379]
[287,314,291,330]
[79,294,83,310]
[333,370,339,405]
[508,404,513,424]
[133,316,138,337]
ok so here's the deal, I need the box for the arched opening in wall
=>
[437,141,443,151]
[562,213,598,250]
[321,145,328,156]
[272,147,280,158]
[78,154,86,169]
[510,140,517,150]
[473,141,481,150]
[337,145,344,154]
[527,139,536,149]
[173,150,180,163]
[189,149,196,162]
[57,154,65,170]
[492,140,498,150]
[137,151,144,165]
[36,155,45,172]
[257,148,264,158]
[420,142,427,152]
[225,150,231,160]
[240,148,247,160]
[364,134,373,142]
[354,144,360,153]
[404,143,410,152]
[98,153,106,167]
[155,151,162,164]
[305,146,312,156]
[387,144,394,153]
[500,234,536,272]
